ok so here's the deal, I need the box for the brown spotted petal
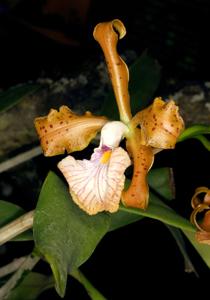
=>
[34,105,107,156]
[131,97,184,149]
[121,128,154,210]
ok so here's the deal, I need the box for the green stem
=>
[70,269,107,300]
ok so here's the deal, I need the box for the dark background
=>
[1,0,210,88]
[1,0,210,299]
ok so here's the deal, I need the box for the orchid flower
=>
[35,19,184,215]
[190,187,210,245]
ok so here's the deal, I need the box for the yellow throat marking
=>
[100,150,112,164]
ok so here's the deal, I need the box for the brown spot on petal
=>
[131,97,184,149]
[122,135,154,210]
[34,105,107,156]
[93,20,132,123]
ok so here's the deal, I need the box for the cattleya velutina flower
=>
[35,19,184,215]
[190,187,210,245]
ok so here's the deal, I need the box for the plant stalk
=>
[0,210,34,246]
[71,269,107,300]
[0,256,27,278]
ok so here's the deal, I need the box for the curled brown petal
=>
[93,19,132,124]
[201,210,210,232]
[191,186,210,209]
[121,128,154,209]
[190,187,210,246]
[190,203,210,232]
[131,97,184,149]
[34,106,107,156]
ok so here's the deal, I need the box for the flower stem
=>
[70,269,107,300]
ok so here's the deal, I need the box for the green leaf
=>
[183,230,210,268]
[178,125,210,142]
[0,84,41,113]
[148,168,174,200]
[178,125,210,151]
[101,51,161,120]
[0,200,25,227]
[110,167,175,232]
[7,272,54,300]
[33,172,110,297]
[119,193,195,232]
[129,51,161,115]
[0,200,33,241]
[110,187,210,271]
[166,226,197,275]
[12,231,33,242]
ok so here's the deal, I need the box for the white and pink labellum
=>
[58,121,131,215]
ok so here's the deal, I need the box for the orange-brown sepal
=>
[121,128,154,209]
[93,19,132,124]
[34,105,107,156]
[132,97,184,149]
[190,187,210,245]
